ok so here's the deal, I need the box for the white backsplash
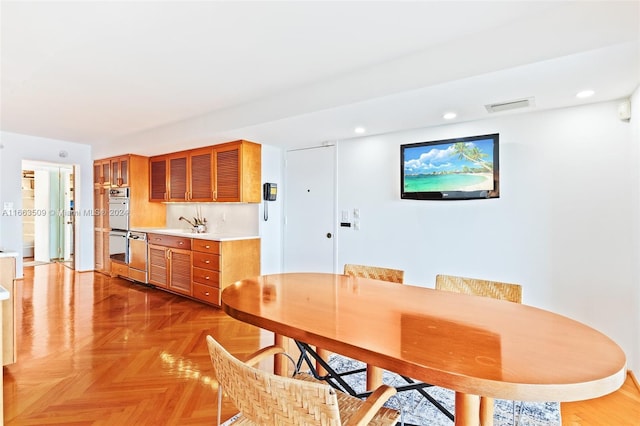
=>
[165,203,259,235]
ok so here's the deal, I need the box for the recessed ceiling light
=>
[354,127,366,134]
[576,90,595,99]
[443,112,457,120]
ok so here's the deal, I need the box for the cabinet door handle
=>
[204,245,210,249]
[178,241,184,245]
[204,276,210,280]
[204,291,210,296]
[204,260,210,264]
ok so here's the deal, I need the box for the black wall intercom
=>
[263,183,277,221]
[263,183,277,201]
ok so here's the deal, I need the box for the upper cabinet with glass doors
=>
[93,155,132,188]
[93,159,111,187]
[110,155,130,187]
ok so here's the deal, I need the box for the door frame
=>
[21,160,76,269]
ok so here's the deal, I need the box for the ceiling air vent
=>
[485,97,535,113]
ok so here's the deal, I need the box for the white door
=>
[284,145,336,273]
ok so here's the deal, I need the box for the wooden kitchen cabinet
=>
[147,234,192,296]
[149,140,260,203]
[93,159,111,187]
[150,151,192,202]
[192,241,221,305]
[110,261,129,278]
[189,147,214,201]
[1,256,16,366]
[110,155,130,187]
[149,155,168,202]
[0,254,17,424]
[151,147,214,202]
[93,154,166,275]
[214,140,261,202]
[167,152,188,201]
[168,248,192,295]
[93,186,109,229]
[145,234,259,307]
[94,230,107,273]
[191,237,260,306]
[148,243,168,288]
[93,186,110,273]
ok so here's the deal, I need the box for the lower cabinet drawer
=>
[111,262,129,278]
[192,239,220,254]
[193,267,220,287]
[193,283,220,306]
[192,251,219,270]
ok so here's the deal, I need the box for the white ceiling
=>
[1,1,639,156]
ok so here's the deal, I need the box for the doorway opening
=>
[21,161,75,269]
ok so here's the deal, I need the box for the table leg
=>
[455,392,481,426]
[366,365,383,391]
[480,396,494,426]
[316,348,330,376]
[274,333,288,376]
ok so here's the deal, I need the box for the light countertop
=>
[131,228,259,241]
[0,252,19,259]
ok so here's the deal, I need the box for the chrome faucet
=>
[178,216,195,227]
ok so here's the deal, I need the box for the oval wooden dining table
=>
[221,273,627,426]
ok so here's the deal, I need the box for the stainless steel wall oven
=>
[108,188,130,263]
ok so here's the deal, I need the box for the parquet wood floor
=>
[3,263,639,425]
[4,264,271,425]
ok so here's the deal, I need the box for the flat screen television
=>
[401,133,499,200]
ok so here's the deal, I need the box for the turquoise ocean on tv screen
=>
[404,174,489,192]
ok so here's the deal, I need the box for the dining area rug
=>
[327,355,561,426]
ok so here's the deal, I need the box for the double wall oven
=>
[108,188,148,283]
[108,188,129,263]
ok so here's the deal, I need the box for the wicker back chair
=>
[341,264,404,391]
[343,264,404,284]
[342,265,456,420]
[434,274,523,424]
[206,335,399,426]
[435,274,522,303]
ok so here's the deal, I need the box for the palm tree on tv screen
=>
[453,142,493,172]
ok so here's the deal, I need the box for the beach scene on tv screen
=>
[403,139,495,192]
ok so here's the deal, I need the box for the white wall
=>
[0,131,94,276]
[258,144,284,274]
[631,86,640,376]
[335,100,638,373]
